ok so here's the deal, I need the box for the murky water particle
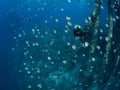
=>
[115,8,118,12]
[57,50,61,54]
[48,56,51,61]
[47,52,51,56]
[100,5,104,9]
[91,66,94,68]
[99,36,103,40]
[41,7,44,10]
[45,31,48,35]
[28,8,31,11]
[105,24,109,27]
[99,80,103,83]
[44,64,48,68]
[92,58,96,62]
[12,48,15,51]
[66,16,71,20]
[31,61,35,64]
[41,35,44,38]
[36,29,40,32]
[32,29,35,32]
[37,70,40,73]
[96,45,101,50]
[45,20,48,23]
[93,80,97,84]
[67,42,71,46]
[22,30,26,36]
[116,15,119,19]
[100,51,103,55]
[72,45,77,50]
[118,72,120,75]
[27,71,31,74]
[42,49,45,52]
[72,59,77,63]
[107,82,111,86]
[85,84,88,87]
[30,76,34,78]
[25,41,29,44]
[82,54,86,57]
[25,67,29,70]
[106,17,108,21]
[116,84,119,87]
[79,69,83,72]
[50,16,53,19]
[27,44,30,47]
[67,0,71,3]
[26,51,29,54]
[55,19,59,22]
[37,76,41,79]
[18,34,22,37]
[85,18,88,24]
[79,83,82,86]
[88,17,91,21]
[100,29,103,33]
[53,30,57,34]
[45,49,48,52]
[37,84,42,88]
[64,30,68,33]
[67,21,72,26]
[75,55,78,57]
[89,60,92,63]
[32,43,36,46]
[112,18,116,22]
[60,8,64,11]
[23,63,27,66]
[35,35,38,38]
[113,49,117,53]
[44,2,47,6]
[35,14,37,17]
[51,61,54,64]
[28,85,32,89]
[19,70,22,73]
[65,25,69,28]
[29,56,33,59]
[50,41,54,46]
[13,36,17,40]
[110,34,113,38]
[104,70,106,73]
[105,37,109,41]
[35,42,39,46]
[24,52,26,56]
[63,60,67,64]
[84,42,89,47]
[31,68,34,71]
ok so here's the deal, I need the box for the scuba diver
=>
[73,25,88,39]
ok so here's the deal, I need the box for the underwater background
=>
[0,0,120,90]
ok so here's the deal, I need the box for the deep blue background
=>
[0,0,18,89]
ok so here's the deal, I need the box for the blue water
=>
[0,0,120,90]
[0,0,17,89]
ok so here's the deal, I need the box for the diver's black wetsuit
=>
[73,26,87,38]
